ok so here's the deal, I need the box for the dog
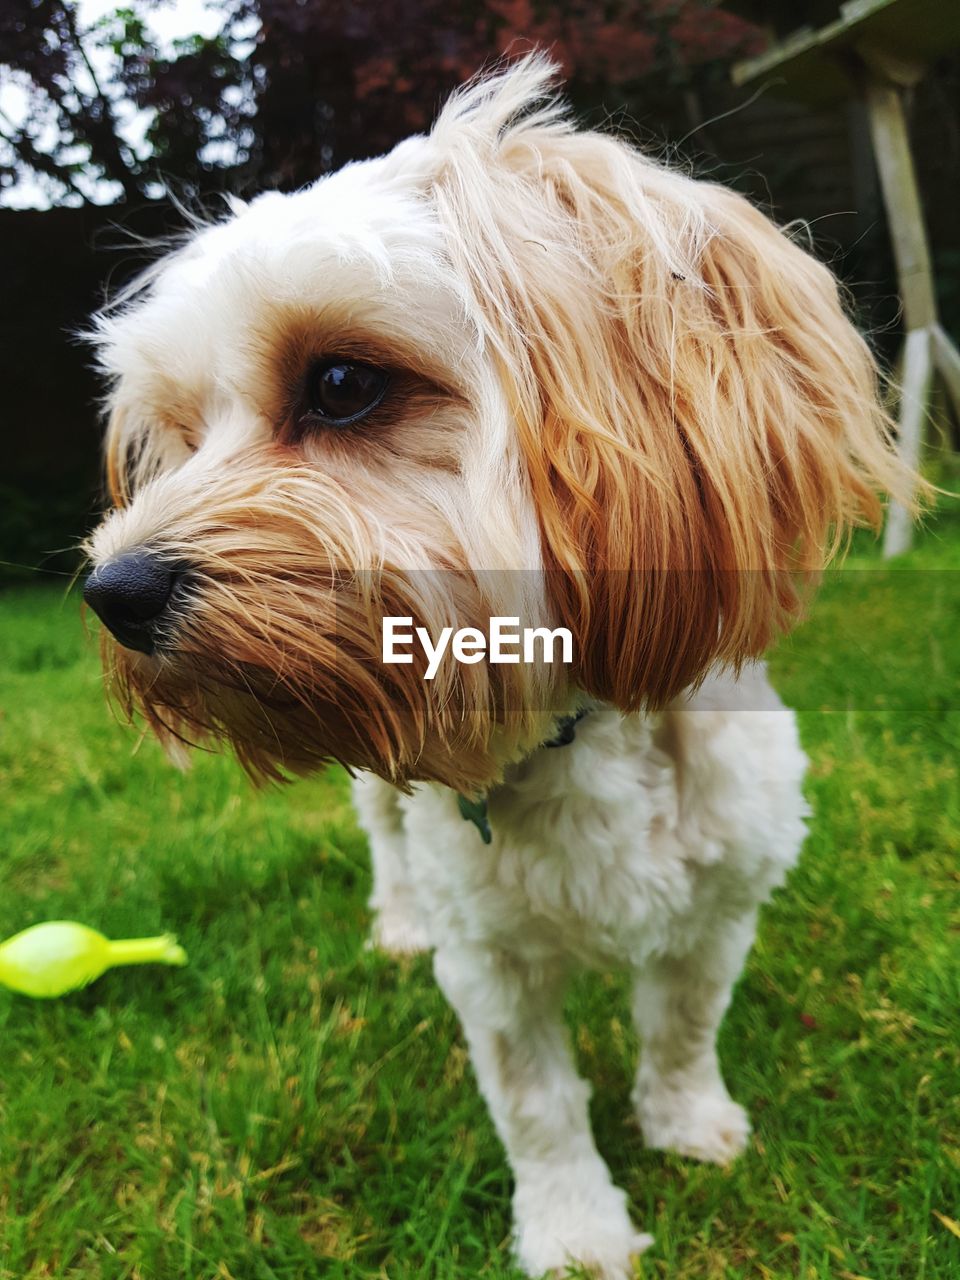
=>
[83,56,912,1279]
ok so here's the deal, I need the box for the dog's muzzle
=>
[83,550,180,655]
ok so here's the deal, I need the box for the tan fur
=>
[88,56,920,788]
[431,59,918,709]
[100,450,557,790]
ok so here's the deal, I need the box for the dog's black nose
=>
[83,551,177,654]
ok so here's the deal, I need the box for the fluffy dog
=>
[84,57,911,1278]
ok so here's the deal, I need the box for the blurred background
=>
[1,0,959,579]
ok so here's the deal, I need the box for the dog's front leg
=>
[351,775,430,955]
[434,945,652,1279]
[631,911,756,1165]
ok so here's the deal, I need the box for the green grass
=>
[1,511,959,1280]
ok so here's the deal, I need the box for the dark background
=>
[2,0,959,581]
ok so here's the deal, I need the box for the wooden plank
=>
[863,75,937,331]
[732,0,960,107]
[883,326,933,558]
[932,324,960,422]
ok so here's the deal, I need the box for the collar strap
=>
[542,706,590,749]
[457,706,591,844]
[457,792,493,844]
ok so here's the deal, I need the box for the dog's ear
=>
[431,55,918,709]
[104,400,135,508]
[102,395,193,509]
[89,233,210,510]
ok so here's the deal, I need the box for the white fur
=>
[357,664,808,1277]
[82,58,860,1280]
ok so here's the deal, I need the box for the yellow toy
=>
[0,922,187,998]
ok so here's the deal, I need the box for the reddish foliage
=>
[2,1,763,201]
[250,1,762,186]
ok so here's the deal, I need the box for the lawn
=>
[1,510,958,1280]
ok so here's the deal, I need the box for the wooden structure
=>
[731,0,960,555]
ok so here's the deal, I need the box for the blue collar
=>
[457,707,591,844]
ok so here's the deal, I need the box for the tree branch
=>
[0,119,89,202]
[61,2,143,202]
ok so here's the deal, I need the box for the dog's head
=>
[84,55,911,790]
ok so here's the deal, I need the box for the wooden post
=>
[861,64,936,332]
[730,3,960,558]
[932,324,960,422]
[861,62,938,555]
[882,326,932,556]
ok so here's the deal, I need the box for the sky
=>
[0,0,236,208]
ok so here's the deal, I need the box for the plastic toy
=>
[0,921,187,998]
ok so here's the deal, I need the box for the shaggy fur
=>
[85,57,914,1278]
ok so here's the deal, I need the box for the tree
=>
[0,0,760,206]
[248,0,762,187]
[0,0,256,204]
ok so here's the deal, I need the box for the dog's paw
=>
[513,1175,652,1279]
[366,906,431,956]
[636,1086,750,1166]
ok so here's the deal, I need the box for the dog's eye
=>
[304,360,389,425]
